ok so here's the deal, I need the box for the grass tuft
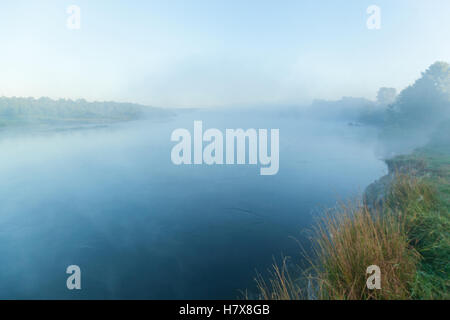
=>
[308,202,419,300]
[250,150,449,300]
[253,257,303,300]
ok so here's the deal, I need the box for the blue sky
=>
[0,0,449,107]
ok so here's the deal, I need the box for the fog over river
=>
[0,109,385,299]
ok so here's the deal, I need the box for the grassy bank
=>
[391,147,450,299]
[252,145,449,300]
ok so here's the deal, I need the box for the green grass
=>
[386,149,450,299]
[250,145,449,300]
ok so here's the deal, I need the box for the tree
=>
[386,61,450,129]
[376,87,397,106]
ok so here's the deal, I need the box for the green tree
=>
[387,61,450,129]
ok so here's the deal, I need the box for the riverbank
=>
[374,145,449,299]
[361,144,448,299]
[252,142,449,300]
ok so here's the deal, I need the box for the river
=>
[0,109,385,299]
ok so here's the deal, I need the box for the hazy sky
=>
[0,0,449,107]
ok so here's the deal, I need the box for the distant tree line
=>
[0,97,173,123]
[379,61,450,153]
[311,61,450,132]
[384,61,450,131]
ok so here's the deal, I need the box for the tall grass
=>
[250,171,448,300]
[386,174,450,299]
[253,257,303,300]
[308,202,419,300]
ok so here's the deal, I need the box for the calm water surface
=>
[0,110,385,299]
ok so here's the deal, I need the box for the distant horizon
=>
[0,92,380,109]
[0,59,444,109]
[0,59,443,110]
[1,1,450,107]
